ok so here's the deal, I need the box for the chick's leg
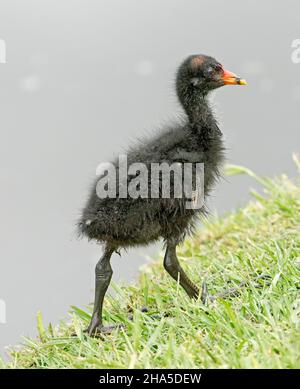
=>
[163,241,207,303]
[87,244,122,336]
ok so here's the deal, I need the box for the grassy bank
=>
[2,161,300,369]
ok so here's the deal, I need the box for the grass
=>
[2,158,300,369]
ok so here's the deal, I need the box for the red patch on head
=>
[191,55,205,69]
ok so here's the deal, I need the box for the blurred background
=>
[0,0,299,357]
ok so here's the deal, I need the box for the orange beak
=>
[222,68,247,85]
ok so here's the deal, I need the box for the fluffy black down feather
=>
[78,55,226,248]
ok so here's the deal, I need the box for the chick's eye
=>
[205,66,214,76]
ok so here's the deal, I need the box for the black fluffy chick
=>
[79,54,247,335]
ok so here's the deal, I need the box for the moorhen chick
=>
[79,54,247,335]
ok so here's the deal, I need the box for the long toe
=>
[210,274,271,301]
[200,281,208,305]
[86,323,125,337]
[128,307,164,321]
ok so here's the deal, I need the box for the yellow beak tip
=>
[239,79,247,85]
